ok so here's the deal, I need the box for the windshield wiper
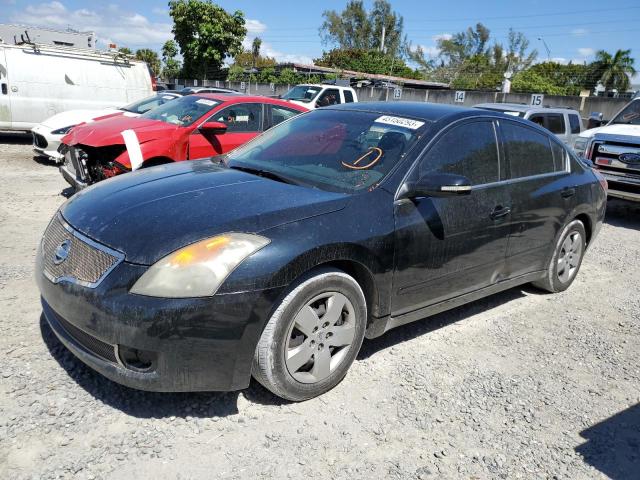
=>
[228,165,300,185]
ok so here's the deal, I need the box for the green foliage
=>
[118,47,132,55]
[315,48,420,78]
[135,48,161,77]
[591,49,636,92]
[233,51,276,69]
[169,0,246,78]
[160,40,181,80]
[320,0,405,57]
[511,69,568,95]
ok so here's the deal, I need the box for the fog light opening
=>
[118,345,156,372]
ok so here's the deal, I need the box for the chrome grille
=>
[41,216,123,287]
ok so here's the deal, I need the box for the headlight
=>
[51,125,76,135]
[130,233,270,298]
[573,137,589,155]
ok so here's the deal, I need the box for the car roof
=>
[327,101,479,122]
[193,93,308,109]
[475,102,579,113]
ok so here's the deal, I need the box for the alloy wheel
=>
[285,292,356,384]
[557,231,583,283]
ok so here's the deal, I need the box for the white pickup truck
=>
[282,84,358,110]
[574,97,640,202]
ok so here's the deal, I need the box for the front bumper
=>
[601,170,640,202]
[31,126,63,161]
[37,257,284,392]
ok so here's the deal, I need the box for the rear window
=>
[502,122,557,178]
[344,90,354,103]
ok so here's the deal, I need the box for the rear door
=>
[188,102,264,159]
[265,104,302,130]
[567,112,582,145]
[391,119,511,314]
[497,120,573,278]
[0,47,9,128]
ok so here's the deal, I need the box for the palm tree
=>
[251,37,262,69]
[592,49,636,92]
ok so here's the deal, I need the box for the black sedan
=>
[36,102,607,401]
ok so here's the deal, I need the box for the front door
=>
[391,119,511,316]
[0,48,10,129]
[188,102,264,159]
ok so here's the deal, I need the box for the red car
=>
[58,94,308,189]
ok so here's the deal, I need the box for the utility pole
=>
[380,25,386,52]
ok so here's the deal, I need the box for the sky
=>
[1,0,639,83]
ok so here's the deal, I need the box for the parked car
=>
[0,41,153,131]
[37,102,605,401]
[474,103,583,146]
[573,96,640,202]
[282,84,358,109]
[32,92,184,161]
[58,94,307,189]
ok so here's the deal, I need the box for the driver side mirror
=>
[199,121,227,135]
[587,112,604,129]
[398,173,472,200]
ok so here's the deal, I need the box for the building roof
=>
[277,62,450,90]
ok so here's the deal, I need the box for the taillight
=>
[151,75,157,91]
[593,169,608,192]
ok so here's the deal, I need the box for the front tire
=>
[252,268,367,401]
[532,219,586,293]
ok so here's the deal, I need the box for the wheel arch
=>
[573,212,592,246]
[142,156,174,168]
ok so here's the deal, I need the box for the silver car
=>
[474,103,584,146]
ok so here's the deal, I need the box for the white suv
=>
[282,84,358,110]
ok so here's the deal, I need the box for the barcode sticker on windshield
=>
[374,115,425,130]
[196,99,216,106]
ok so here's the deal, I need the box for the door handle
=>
[561,187,576,198]
[490,205,511,220]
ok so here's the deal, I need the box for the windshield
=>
[226,109,427,193]
[282,85,322,102]
[141,95,220,126]
[610,100,640,125]
[120,93,180,114]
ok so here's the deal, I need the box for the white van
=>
[0,42,153,131]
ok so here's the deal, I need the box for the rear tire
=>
[532,219,586,293]
[252,268,367,401]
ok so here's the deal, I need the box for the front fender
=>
[115,135,187,170]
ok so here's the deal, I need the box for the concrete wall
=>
[180,79,629,121]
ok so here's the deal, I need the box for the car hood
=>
[60,160,349,265]
[38,108,121,130]
[579,123,640,139]
[63,116,180,148]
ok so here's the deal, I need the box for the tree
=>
[438,23,491,66]
[135,48,161,77]
[169,0,246,78]
[314,48,420,78]
[251,37,262,69]
[591,49,636,92]
[118,47,132,55]
[320,0,405,56]
[161,40,182,80]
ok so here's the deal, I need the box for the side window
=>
[317,89,341,107]
[529,113,565,134]
[550,141,568,171]
[209,103,262,133]
[545,114,565,134]
[502,122,557,178]
[270,105,301,128]
[419,121,500,185]
[569,114,581,134]
[343,90,354,103]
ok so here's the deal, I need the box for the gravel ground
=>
[1,133,639,480]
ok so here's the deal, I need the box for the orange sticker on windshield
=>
[342,147,383,170]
